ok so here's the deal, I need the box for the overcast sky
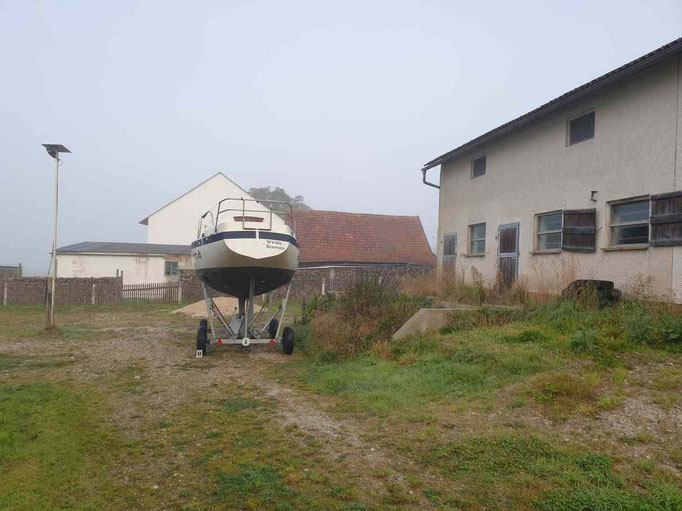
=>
[1,0,681,275]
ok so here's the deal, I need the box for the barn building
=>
[422,37,682,301]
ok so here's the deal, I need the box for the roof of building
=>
[422,37,682,172]
[57,241,190,256]
[59,211,435,265]
[292,210,435,265]
[138,172,251,225]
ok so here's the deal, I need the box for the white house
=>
[140,172,260,245]
[56,173,257,284]
[422,37,682,301]
[56,242,191,284]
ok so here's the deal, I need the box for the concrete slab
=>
[392,304,521,340]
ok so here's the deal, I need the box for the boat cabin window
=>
[233,216,264,223]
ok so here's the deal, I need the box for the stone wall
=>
[1,277,123,305]
[179,264,432,302]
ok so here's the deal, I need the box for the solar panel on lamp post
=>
[42,144,71,329]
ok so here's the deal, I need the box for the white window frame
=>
[471,155,486,179]
[468,223,486,255]
[607,196,650,248]
[567,110,595,146]
[534,211,563,253]
[164,260,179,276]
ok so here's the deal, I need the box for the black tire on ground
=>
[196,319,208,354]
[268,318,279,339]
[282,326,294,355]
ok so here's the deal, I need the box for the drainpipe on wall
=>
[421,167,440,189]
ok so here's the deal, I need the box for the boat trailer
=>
[195,277,295,357]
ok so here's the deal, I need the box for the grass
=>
[2,299,682,510]
[0,303,376,511]
[0,380,119,510]
[277,330,553,417]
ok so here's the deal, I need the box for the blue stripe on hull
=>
[191,231,299,249]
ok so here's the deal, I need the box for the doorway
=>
[497,222,519,289]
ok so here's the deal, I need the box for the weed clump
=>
[440,308,513,334]
[504,329,548,344]
[657,312,682,348]
[302,293,336,324]
[569,328,600,354]
[305,274,427,359]
[623,306,654,344]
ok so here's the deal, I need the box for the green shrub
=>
[302,293,336,324]
[657,311,682,346]
[306,274,424,359]
[623,306,653,345]
[569,328,600,353]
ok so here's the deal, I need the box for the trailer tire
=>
[268,319,279,339]
[196,319,208,355]
[282,327,294,355]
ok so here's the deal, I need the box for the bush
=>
[623,306,654,344]
[302,293,336,324]
[306,274,424,359]
[657,311,682,346]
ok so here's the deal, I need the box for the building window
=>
[469,223,486,254]
[535,211,562,251]
[472,156,486,178]
[568,111,595,145]
[609,199,650,246]
[443,233,457,256]
[164,261,179,276]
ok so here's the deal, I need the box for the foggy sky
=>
[1,0,681,275]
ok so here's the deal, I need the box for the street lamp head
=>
[42,144,71,159]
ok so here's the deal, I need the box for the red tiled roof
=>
[292,210,435,266]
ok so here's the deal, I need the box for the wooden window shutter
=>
[562,209,596,252]
[650,191,682,246]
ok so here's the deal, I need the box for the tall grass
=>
[303,273,429,359]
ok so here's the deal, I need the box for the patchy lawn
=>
[1,301,682,510]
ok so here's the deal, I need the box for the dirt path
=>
[0,319,443,504]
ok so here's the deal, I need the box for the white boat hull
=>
[191,230,299,297]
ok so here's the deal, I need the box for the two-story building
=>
[422,37,682,301]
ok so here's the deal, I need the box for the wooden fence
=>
[121,282,181,302]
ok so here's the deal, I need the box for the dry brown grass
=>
[400,272,441,297]
[526,372,600,417]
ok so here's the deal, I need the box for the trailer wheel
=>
[196,319,208,354]
[282,326,294,355]
[267,318,279,339]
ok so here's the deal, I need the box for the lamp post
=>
[42,144,70,329]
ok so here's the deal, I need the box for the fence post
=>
[321,279,325,295]
[3,282,7,305]
[91,283,96,305]
[178,280,183,303]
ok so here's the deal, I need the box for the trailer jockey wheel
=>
[281,326,294,355]
[196,319,208,355]
[268,319,279,339]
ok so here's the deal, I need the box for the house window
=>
[469,223,486,254]
[443,233,457,256]
[536,212,562,251]
[609,199,650,246]
[472,156,486,178]
[164,261,179,276]
[568,111,595,145]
